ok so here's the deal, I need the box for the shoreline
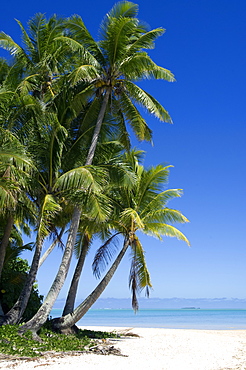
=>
[50,308,246,330]
[1,326,246,369]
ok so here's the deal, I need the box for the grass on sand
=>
[0,324,117,358]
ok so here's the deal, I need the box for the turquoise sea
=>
[50,308,246,330]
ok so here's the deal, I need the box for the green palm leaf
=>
[127,28,165,53]
[54,166,103,193]
[0,32,26,59]
[120,208,144,230]
[68,65,100,85]
[143,208,189,225]
[119,92,152,141]
[143,223,190,245]
[92,233,120,278]
[141,189,184,218]
[15,19,35,57]
[65,15,105,66]
[0,179,17,209]
[35,194,62,241]
[129,238,152,311]
[101,17,139,65]
[55,36,101,68]
[125,80,172,122]
[107,1,139,18]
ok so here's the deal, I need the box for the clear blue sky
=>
[1,0,246,302]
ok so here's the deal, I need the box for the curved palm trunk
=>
[51,238,129,333]
[0,214,14,279]
[0,237,43,325]
[62,237,89,316]
[85,89,110,166]
[18,91,111,337]
[38,228,65,268]
[18,206,80,336]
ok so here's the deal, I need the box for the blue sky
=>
[1,0,246,302]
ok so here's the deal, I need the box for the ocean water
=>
[50,308,246,330]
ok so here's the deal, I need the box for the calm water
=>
[50,308,246,330]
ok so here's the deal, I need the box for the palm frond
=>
[0,179,18,209]
[107,1,139,18]
[35,194,62,241]
[125,81,172,122]
[121,53,175,82]
[136,165,172,208]
[68,64,100,85]
[92,233,120,278]
[15,19,35,57]
[127,28,165,53]
[54,166,103,193]
[0,32,26,59]
[129,238,152,311]
[149,188,183,205]
[110,99,131,150]
[45,114,68,185]
[119,92,152,141]
[143,59,176,82]
[16,74,39,95]
[27,13,47,58]
[143,208,189,226]
[54,36,101,69]
[100,1,139,40]
[143,223,190,245]
[0,128,34,172]
[140,189,182,218]
[82,192,112,222]
[66,15,105,66]
[120,208,144,230]
[101,17,139,65]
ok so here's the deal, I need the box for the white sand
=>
[1,326,246,370]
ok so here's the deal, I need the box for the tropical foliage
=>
[0,1,190,342]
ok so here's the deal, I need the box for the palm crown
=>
[62,1,175,150]
[93,150,189,310]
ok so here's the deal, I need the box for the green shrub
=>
[0,258,43,321]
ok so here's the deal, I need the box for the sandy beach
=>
[1,326,246,370]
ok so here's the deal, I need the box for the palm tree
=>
[50,151,189,333]
[62,0,174,157]
[0,14,70,100]
[18,1,176,336]
[1,106,116,326]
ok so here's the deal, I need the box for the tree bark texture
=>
[38,228,65,268]
[85,89,110,165]
[62,238,89,316]
[0,214,14,280]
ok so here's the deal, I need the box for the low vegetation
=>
[0,325,117,358]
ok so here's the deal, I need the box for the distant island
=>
[53,297,246,310]
[182,307,200,310]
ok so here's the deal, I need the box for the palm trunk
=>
[18,206,81,336]
[0,237,43,325]
[51,238,129,333]
[18,91,111,337]
[85,89,110,166]
[62,236,89,316]
[38,228,65,268]
[0,214,14,280]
